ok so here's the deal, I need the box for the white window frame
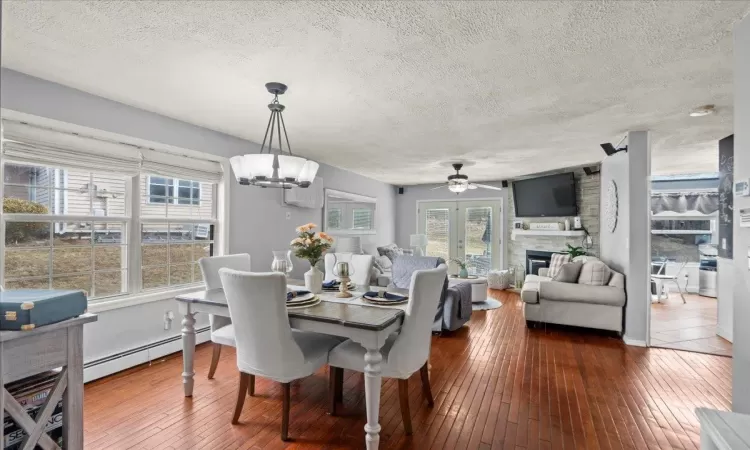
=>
[147,175,201,206]
[0,156,229,314]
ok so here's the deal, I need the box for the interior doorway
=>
[648,174,731,357]
[417,199,503,276]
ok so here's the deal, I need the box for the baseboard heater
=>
[83,326,211,383]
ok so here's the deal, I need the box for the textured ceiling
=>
[2,1,749,185]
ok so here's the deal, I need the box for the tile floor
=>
[650,292,732,357]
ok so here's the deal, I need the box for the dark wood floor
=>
[83,290,732,449]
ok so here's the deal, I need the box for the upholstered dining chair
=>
[324,253,374,287]
[198,253,252,379]
[327,264,448,435]
[218,269,342,440]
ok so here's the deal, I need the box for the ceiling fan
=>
[431,163,504,194]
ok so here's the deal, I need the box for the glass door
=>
[418,200,502,275]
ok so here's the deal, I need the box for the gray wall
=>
[0,69,396,364]
[599,152,630,274]
[733,15,750,414]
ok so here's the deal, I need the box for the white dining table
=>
[175,285,406,450]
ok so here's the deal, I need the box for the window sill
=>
[88,285,205,313]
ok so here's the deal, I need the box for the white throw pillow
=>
[547,253,571,278]
[577,261,612,286]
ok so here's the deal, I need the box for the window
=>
[651,214,717,262]
[327,208,342,230]
[3,164,129,298]
[148,177,201,205]
[2,163,221,301]
[352,208,373,230]
[140,175,216,291]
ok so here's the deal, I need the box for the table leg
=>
[364,348,383,450]
[181,310,197,397]
[63,325,84,449]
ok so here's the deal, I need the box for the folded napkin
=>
[364,291,408,302]
[287,290,311,301]
[322,280,340,288]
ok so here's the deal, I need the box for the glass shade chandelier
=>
[447,164,470,193]
[230,82,319,189]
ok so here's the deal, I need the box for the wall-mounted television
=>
[512,172,578,217]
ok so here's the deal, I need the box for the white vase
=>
[304,266,323,294]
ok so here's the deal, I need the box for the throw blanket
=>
[452,282,473,320]
[389,255,444,289]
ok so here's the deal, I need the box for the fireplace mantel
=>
[511,229,586,239]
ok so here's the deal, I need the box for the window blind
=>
[140,150,223,183]
[1,120,141,175]
[1,119,224,182]
[352,209,373,229]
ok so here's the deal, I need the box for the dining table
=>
[175,284,407,450]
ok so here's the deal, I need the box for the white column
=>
[733,14,750,414]
[625,130,651,345]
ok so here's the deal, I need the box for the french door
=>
[417,200,503,276]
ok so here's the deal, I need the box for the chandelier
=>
[230,82,319,189]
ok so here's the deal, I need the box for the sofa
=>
[388,255,472,332]
[521,257,626,333]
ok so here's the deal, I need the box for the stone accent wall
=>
[507,169,600,272]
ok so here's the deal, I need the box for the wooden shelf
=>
[511,229,586,239]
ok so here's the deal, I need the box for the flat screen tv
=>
[512,172,578,217]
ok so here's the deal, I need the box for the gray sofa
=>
[521,266,626,333]
[389,255,472,332]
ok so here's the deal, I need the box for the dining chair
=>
[651,259,688,303]
[218,269,342,440]
[198,253,252,379]
[327,264,449,435]
[324,253,374,287]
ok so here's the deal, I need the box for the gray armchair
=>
[388,255,472,332]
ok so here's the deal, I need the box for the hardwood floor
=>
[83,290,732,449]
[650,293,732,357]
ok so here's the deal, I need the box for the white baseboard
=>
[716,325,733,343]
[84,328,211,383]
[623,336,648,347]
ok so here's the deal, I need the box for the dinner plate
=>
[287,292,315,303]
[286,297,321,309]
[362,295,408,305]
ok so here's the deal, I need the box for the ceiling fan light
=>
[277,155,307,180]
[448,179,468,193]
[298,160,319,184]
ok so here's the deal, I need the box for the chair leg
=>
[247,374,255,396]
[335,367,344,403]
[207,343,222,379]
[281,382,291,441]
[420,363,434,407]
[398,379,413,436]
[328,367,337,416]
[232,372,250,424]
[674,281,686,303]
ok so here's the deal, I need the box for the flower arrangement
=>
[290,223,333,267]
[450,257,471,278]
[563,243,586,258]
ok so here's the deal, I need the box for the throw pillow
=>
[578,260,612,286]
[572,255,599,263]
[377,243,403,262]
[552,261,583,283]
[547,253,571,278]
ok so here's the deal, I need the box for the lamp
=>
[230,82,319,189]
[410,234,428,256]
[447,164,469,193]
